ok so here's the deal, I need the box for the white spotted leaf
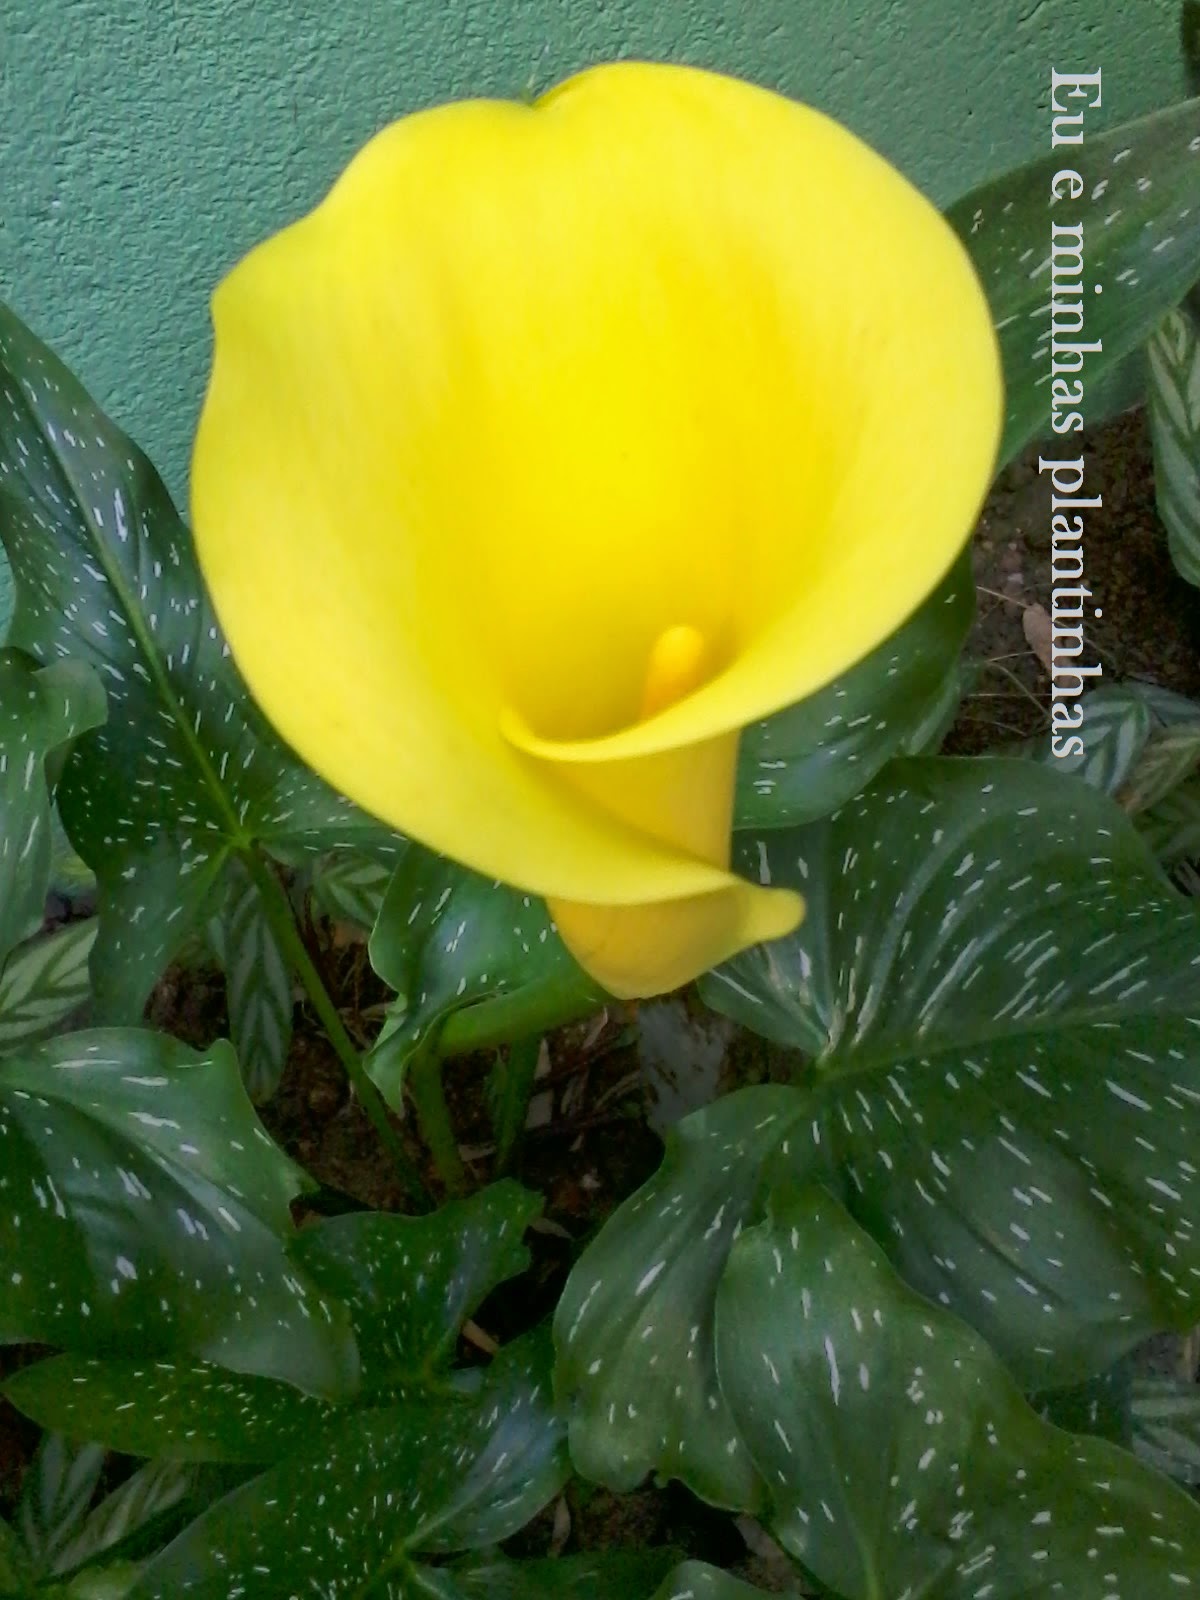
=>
[126,1330,568,1600]
[946,96,1200,464]
[0,651,104,972]
[715,1184,1200,1600]
[734,549,973,830]
[702,757,1200,1389]
[440,1551,683,1600]
[0,1027,356,1396]
[554,1087,797,1508]
[4,1180,540,1462]
[290,1179,542,1392]
[2,1356,338,1467]
[368,848,601,1106]
[0,301,403,1021]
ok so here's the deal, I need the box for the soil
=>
[2,406,1197,1591]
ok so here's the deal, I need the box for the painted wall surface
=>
[0,0,1186,628]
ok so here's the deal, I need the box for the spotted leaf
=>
[127,1331,567,1600]
[368,848,601,1106]
[947,96,1200,464]
[445,1550,683,1600]
[647,1566,772,1600]
[554,1087,796,1507]
[734,548,972,830]
[716,1185,1200,1600]
[4,1180,539,1462]
[291,1178,542,1391]
[703,757,1200,1389]
[0,651,104,971]
[0,301,403,1020]
[2,1356,338,1466]
[0,1028,356,1396]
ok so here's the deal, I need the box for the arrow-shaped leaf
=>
[717,1185,1200,1599]
[0,651,104,972]
[948,96,1200,464]
[703,758,1200,1389]
[0,1028,356,1395]
[0,301,402,1020]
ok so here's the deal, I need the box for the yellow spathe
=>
[191,61,1002,999]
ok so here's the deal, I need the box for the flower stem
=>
[436,970,606,1060]
[491,1033,543,1175]
[408,1042,468,1194]
[244,848,431,1209]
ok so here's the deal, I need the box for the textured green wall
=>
[0,0,1185,576]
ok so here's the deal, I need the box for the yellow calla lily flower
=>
[191,62,1002,1000]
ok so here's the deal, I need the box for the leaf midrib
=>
[1,378,248,848]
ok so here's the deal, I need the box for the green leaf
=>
[947,96,1200,464]
[3,1357,338,1466]
[450,1550,682,1600]
[1117,723,1200,814]
[128,1332,568,1600]
[0,920,96,1051]
[310,848,397,930]
[211,861,293,1103]
[1148,298,1200,586]
[0,1028,356,1396]
[6,1181,539,1462]
[733,549,973,830]
[1132,1374,1200,1485]
[1139,775,1200,863]
[702,758,1200,1389]
[0,301,404,1021]
[61,1563,141,1599]
[292,1179,542,1391]
[44,1460,196,1583]
[715,1184,1200,1600]
[555,1088,795,1508]
[1006,682,1153,795]
[0,1519,34,1597]
[368,849,599,1106]
[15,1435,106,1581]
[0,652,105,970]
[1032,1360,1133,1447]
[649,1566,777,1600]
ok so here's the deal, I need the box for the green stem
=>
[436,969,606,1059]
[408,1042,468,1194]
[244,849,431,1210]
[491,1033,543,1175]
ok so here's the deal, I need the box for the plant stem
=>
[491,1033,543,1175]
[244,848,431,1209]
[408,1042,468,1194]
[436,970,606,1059]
